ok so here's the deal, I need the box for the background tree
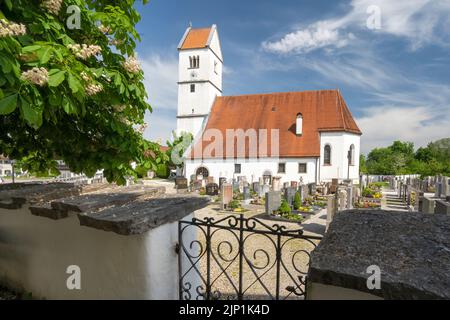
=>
[0,0,151,184]
[364,138,450,177]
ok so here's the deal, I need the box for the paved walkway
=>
[382,188,408,211]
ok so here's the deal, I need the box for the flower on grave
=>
[123,56,141,74]
[85,83,103,96]
[0,19,26,37]
[67,44,102,60]
[21,67,49,86]
[42,0,63,15]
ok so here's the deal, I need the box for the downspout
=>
[316,157,320,184]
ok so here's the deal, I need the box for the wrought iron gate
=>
[178,214,322,300]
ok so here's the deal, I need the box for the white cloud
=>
[141,54,178,111]
[140,54,179,144]
[262,21,351,54]
[357,106,450,154]
[263,0,450,54]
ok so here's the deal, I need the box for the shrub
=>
[293,192,302,210]
[155,164,170,178]
[229,200,241,210]
[279,200,292,215]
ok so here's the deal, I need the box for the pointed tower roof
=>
[178,25,216,50]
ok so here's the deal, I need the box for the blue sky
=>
[135,0,450,154]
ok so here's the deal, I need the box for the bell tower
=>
[176,24,223,138]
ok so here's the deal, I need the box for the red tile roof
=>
[190,89,361,159]
[179,27,212,50]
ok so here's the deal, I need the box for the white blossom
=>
[21,67,49,86]
[123,56,141,74]
[85,83,103,96]
[68,44,102,60]
[0,20,26,38]
[42,0,63,15]
[113,105,126,112]
[80,72,91,82]
[98,24,112,34]
[135,122,148,135]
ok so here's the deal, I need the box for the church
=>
[176,25,362,185]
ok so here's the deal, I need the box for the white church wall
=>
[185,158,317,184]
[320,132,360,182]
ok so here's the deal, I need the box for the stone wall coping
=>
[78,195,210,235]
[308,210,450,299]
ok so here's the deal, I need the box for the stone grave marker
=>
[261,184,270,198]
[206,183,219,196]
[222,183,233,210]
[219,177,227,191]
[291,181,298,189]
[284,187,296,206]
[252,182,260,196]
[243,186,251,200]
[265,191,282,215]
[272,177,281,191]
[435,200,450,215]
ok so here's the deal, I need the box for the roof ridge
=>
[218,89,340,99]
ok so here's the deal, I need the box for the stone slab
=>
[78,195,210,235]
[309,210,450,299]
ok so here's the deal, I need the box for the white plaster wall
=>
[177,29,223,138]
[185,158,317,184]
[0,206,196,300]
[319,132,361,183]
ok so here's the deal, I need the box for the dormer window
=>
[296,113,303,135]
[189,55,200,69]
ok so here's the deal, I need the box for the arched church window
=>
[324,145,331,165]
[196,167,209,178]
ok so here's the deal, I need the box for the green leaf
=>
[37,47,52,64]
[0,93,18,115]
[5,0,12,11]
[22,45,42,53]
[20,96,42,128]
[67,73,82,93]
[48,70,65,87]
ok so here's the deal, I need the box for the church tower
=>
[176,24,223,138]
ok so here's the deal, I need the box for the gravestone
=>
[243,186,251,200]
[435,182,442,198]
[326,195,337,232]
[422,197,436,214]
[265,191,282,215]
[435,200,450,215]
[284,187,296,206]
[232,180,240,192]
[222,183,233,210]
[346,187,354,209]
[261,184,270,198]
[207,176,214,184]
[252,182,261,196]
[339,190,347,211]
[283,182,290,189]
[272,177,281,191]
[206,183,219,196]
[443,177,450,197]
[291,181,298,189]
[219,177,227,191]
[175,177,188,190]
[308,183,316,196]
[416,191,424,212]
[301,185,309,199]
